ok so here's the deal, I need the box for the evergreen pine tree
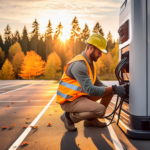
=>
[21,26,29,55]
[45,20,53,59]
[14,30,21,44]
[37,35,44,58]
[30,19,40,53]
[0,47,5,69]
[54,22,63,40]
[113,39,116,48]
[106,31,113,52]
[70,16,81,55]
[70,16,81,40]
[0,34,4,50]
[107,31,113,43]
[45,20,53,38]
[81,23,90,40]
[3,25,12,57]
[42,35,46,61]
[92,22,104,36]
[78,23,90,54]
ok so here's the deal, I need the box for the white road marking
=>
[0,93,56,96]
[105,119,124,150]
[8,93,56,150]
[0,81,16,86]
[0,80,43,96]
[0,100,50,102]
[0,81,32,89]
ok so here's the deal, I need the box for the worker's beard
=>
[90,49,99,62]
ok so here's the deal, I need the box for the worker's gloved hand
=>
[112,83,128,98]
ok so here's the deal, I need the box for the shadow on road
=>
[84,127,115,150]
[61,131,80,150]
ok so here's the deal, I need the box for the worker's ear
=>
[89,45,94,53]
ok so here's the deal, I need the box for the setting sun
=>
[60,34,67,42]
[60,30,69,42]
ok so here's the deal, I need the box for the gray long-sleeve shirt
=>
[66,51,106,96]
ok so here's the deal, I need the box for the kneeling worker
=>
[56,34,127,131]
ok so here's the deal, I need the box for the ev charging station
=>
[114,0,150,139]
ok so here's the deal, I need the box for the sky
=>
[0,0,125,41]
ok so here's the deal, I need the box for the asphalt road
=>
[0,80,150,150]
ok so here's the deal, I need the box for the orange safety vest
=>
[56,54,97,104]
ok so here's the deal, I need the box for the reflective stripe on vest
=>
[59,80,83,92]
[57,80,86,100]
[57,89,73,99]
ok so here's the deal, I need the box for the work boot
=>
[60,112,77,131]
[84,118,107,127]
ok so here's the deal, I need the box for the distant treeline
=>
[0,16,119,80]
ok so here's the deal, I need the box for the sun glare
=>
[60,26,70,42]
[60,33,68,42]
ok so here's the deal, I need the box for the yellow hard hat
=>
[85,34,107,53]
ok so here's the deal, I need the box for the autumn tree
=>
[8,41,22,62]
[12,51,25,79]
[44,51,62,80]
[30,19,40,53]
[0,59,15,80]
[95,57,105,76]
[117,38,119,44]
[0,47,5,69]
[19,51,45,79]
[109,43,119,74]
[92,22,104,36]
[107,52,113,74]
[100,52,112,75]
[54,22,63,40]
[21,26,29,54]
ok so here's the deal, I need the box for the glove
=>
[112,83,128,98]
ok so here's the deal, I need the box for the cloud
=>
[0,0,124,39]
[0,0,119,24]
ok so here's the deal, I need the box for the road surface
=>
[0,80,149,150]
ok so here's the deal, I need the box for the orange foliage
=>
[21,141,29,146]
[11,124,16,127]
[48,123,52,126]
[18,51,45,79]
[2,126,8,129]
[30,125,38,129]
